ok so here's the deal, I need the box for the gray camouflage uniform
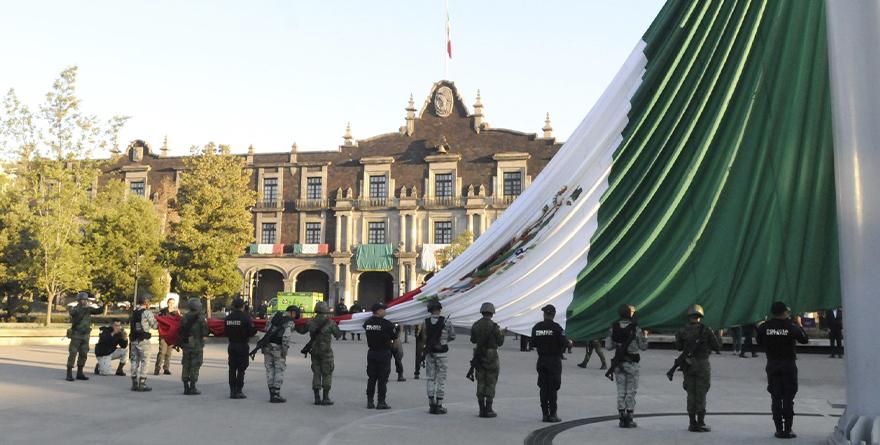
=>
[262,314,293,389]
[130,308,158,379]
[421,315,456,400]
[605,320,648,411]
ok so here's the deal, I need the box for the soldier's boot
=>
[234,386,247,399]
[138,378,152,392]
[542,405,551,423]
[66,367,74,382]
[478,397,487,418]
[547,410,561,423]
[484,398,497,418]
[618,410,627,428]
[76,365,89,380]
[270,387,286,403]
[434,397,447,415]
[230,384,237,399]
[321,388,334,406]
[429,396,436,414]
[376,399,391,410]
[688,413,700,432]
[625,410,638,428]
[131,377,139,391]
[397,372,406,382]
[164,369,171,375]
[783,419,796,438]
[184,382,192,395]
[313,389,322,405]
[115,362,126,376]
[600,360,607,370]
[189,381,201,395]
[153,360,160,375]
[367,396,376,409]
[94,363,100,375]
[696,412,711,432]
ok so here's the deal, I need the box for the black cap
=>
[427,301,442,313]
[371,302,388,312]
[542,304,556,315]
[233,298,245,309]
[771,301,789,316]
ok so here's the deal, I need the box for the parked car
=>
[116,301,132,310]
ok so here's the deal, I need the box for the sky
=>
[0,1,666,158]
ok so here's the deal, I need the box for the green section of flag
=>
[356,244,394,271]
[568,0,840,341]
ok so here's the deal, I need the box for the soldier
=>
[420,301,455,414]
[350,300,363,340]
[129,293,159,392]
[413,323,424,379]
[531,304,570,423]
[335,300,349,340]
[391,332,406,381]
[226,297,256,399]
[470,302,507,418]
[674,304,720,432]
[605,304,648,428]
[262,305,297,403]
[756,302,808,439]
[363,302,398,409]
[154,297,180,376]
[65,291,103,381]
[297,301,342,405]
[178,298,210,395]
[94,319,128,376]
[576,340,607,370]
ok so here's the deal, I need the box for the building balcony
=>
[355,197,395,209]
[421,196,462,208]
[252,200,284,211]
[294,199,330,210]
[491,195,519,207]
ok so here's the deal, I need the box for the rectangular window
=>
[307,177,322,200]
[261,223,277,244]
[263,178,278,203]
[435,173,453,197]
[130,181,145,197]
[434,221,452,244]
[369,175,387,199]
[503,172,522,196]
[368,222,386,244]
[305,222,321,244]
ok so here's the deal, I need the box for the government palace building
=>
[105,80,563,310]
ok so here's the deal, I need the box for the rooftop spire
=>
[542,112,553,139]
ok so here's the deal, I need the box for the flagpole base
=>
[828,408,880,445]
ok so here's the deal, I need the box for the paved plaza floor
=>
[0,335,845,445]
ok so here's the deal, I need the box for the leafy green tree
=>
[0,66,129,324]
[167,142,257,315]
[84,179,166,311]
[437,230,473,267]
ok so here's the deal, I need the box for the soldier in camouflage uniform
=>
[605,304,649,428]
[297,301,342,406]
[262,305,297,403]
[129,293,158,392]
[420,301,455,414]
[66,292,104,381]
[178,298,210,395]
[470,302,507,418]
[674,304,720,432]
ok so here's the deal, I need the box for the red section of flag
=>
[318,243,329,254]
[446,6,452,59]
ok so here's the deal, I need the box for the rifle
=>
[466,324,501,382]
[249,312,287,360]
[667,328,705,381]
[605,323,638,381]
[300,317,331,358]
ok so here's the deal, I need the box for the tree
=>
[167,143,257,315]
[0,67,129,324]
[84,179,166,311]
[437,230,473,267]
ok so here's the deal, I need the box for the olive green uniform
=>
[674,321,720,416]
[297,313,342,390]
[179,311,210,385]
[470,317,505,398]
[67,303,102,369]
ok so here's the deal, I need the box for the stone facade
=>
[103,80,562,310]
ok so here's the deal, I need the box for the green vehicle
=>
[267,292,323,317]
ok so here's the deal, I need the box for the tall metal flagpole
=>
[445,0,449,80]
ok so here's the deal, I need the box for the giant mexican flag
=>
[338,0,841,339]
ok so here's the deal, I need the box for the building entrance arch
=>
[295,270,330,302]
[253,269,284,307]
[357,272,394,309]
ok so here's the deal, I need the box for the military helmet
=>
[76,291,90,301]
[480,302,495,314]
[137,293,152,305]
[687,304,705,317]
[427,301,442,313]
[187,298,202,311]
[618,304,636,319]
[314,301,330,314]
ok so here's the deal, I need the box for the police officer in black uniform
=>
[363,302,398,409]
[756,301,808,439]
[225,297,256,399]
[531,304,570,423]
